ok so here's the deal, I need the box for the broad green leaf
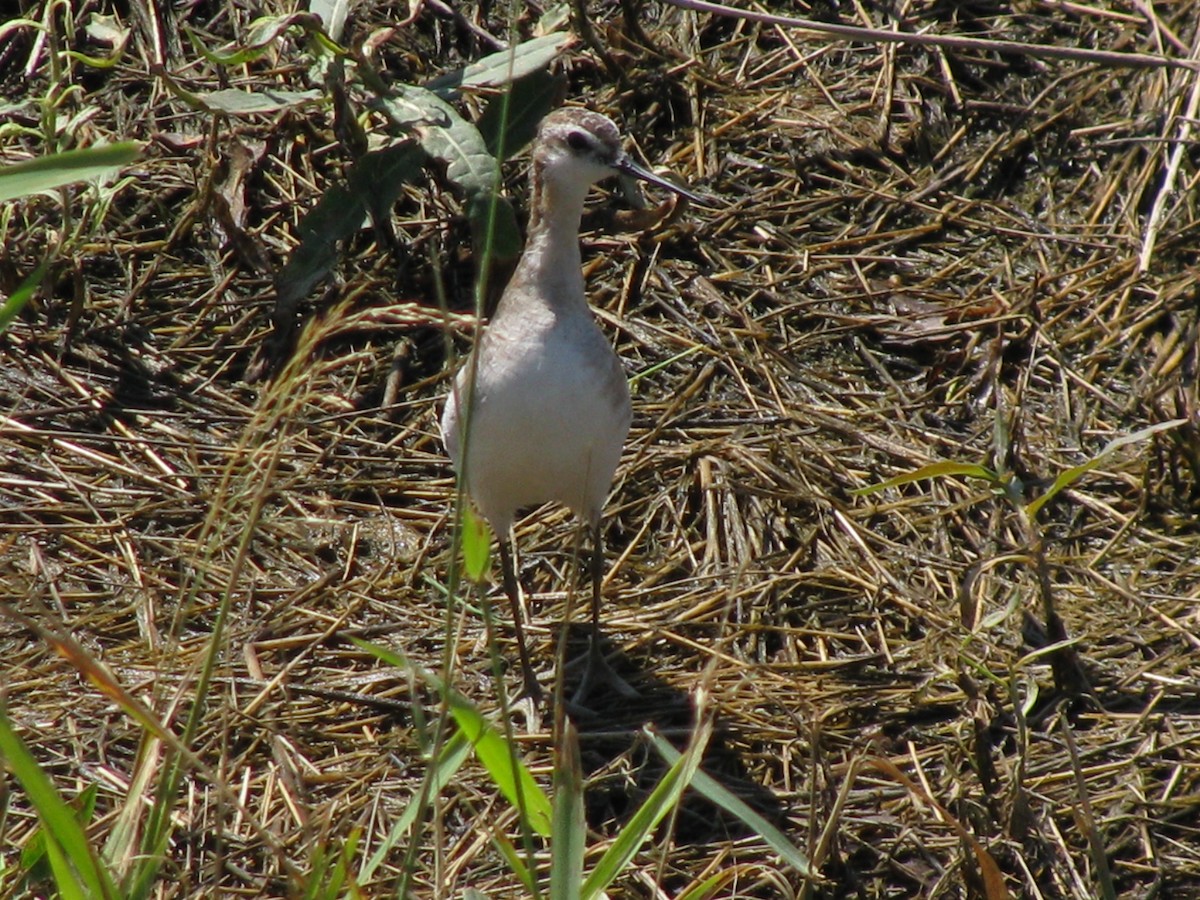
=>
[374,86,520,261]
[0,707,119,899]
[187,87,322,116]
[0,143,141,203]
[427,33,572,96]
[649,730,812,876]
[347,142,426,236]
[309,0,350,42]
[1026,418,1188,517]
[468,190,521,265]
[582,721,713,898]
[461,506,492,583]
[476,69,564,160]
[275,142,425,308]
[852,460,1001,496]
[376,85,498,196]
[549,719,586,900]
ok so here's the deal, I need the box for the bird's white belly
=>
[443,321,631,530]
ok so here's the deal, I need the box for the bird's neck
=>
[508,176,590,312]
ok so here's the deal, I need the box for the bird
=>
[440,107,702,708]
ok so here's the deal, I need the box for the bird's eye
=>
[566,131,591,153]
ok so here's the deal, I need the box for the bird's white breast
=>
[441,308,631,533]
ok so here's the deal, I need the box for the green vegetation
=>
[2,1,1198,897]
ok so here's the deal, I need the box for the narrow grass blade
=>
[0,706,119,899]
[352,638,553,837]
[0,257,50,335]
[549,719,586,900]
[491,828,538,896]
[445,690,552,837]
[648,730,812,876]
[360,729,471,881]
[852,461,999,496]
[581,721,713,898]
[675,868,743,900]
[1026,418,1188,517]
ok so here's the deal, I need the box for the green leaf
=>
[309,0,350,42]
[184,27,269,67]
[648,730,812,876]
[185,13,341,66]
[445,690,553,837]
[187,87,323,116]
[549,719,586,900]
[476,69,564,160]
[350,639,553,846]
[461,506,492,583]
[1026,418,1189,517]
[0,18,41,42]
[468,190,521,265]
[0,143,141,203]
[374,86,520,261]
[0,706,119,899]
[852,460,1001,497]
[426,33,572,97]
[274,142,425,309]
[491,830,538,895]
[359,729,471,881]
[582,721,713,898]
[376,86,499,195]
[0,258,51,335]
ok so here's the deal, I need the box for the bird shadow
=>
[553,626,793,849]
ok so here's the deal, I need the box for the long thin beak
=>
[615,153,709,206]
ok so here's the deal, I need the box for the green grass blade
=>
[1026,418,1188,517]
[40,831,89,900]
[461,505,492,583]
[353,638,552,851]
[491,828,538,896]
[0,706,119,899]
[581,721,713,898]
[0,257,50,335]
[852,461,999,497]
[648,730,812,876]
[359,728,471,881]
[675,869,741,900]
[549,719,586,900]
[445,690,552,837]
[0,142,141,203]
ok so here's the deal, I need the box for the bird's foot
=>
[504,669,546,733]
[570,641,639,708]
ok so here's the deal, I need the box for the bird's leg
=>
[499,539,544,707]
[572,518,639,704]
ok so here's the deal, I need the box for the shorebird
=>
[441,107,702,707]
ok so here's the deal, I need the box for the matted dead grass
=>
[2,0,1200,896]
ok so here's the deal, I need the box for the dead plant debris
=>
[2,1,1200,897]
